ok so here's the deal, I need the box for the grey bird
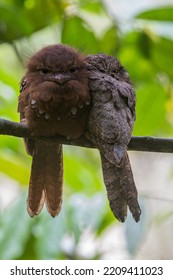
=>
[85,54,141,222]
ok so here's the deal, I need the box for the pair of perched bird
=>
[18,44,141,223]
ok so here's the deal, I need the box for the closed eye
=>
[113,68,119,74]
[100,69,106,73]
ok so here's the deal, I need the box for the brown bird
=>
[18,44,90,217]
[85,54,141,222]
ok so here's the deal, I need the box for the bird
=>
[85,54,141,222]
[18,44,91,217]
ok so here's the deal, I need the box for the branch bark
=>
[0,118,173,153]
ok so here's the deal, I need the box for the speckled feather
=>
[18,44,90,139]
[18,44,90,217]
[85,54,141,222]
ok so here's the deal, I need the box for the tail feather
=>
[100,151,141,222]
[120,152,141,222]
[100,152,127,222]
[27,141,63,217]
[44,144,63,217]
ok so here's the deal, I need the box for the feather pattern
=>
[86,54,141,222]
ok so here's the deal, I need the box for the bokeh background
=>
[1,0,173,260]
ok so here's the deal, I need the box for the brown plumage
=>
[85,54,141,222]
[18,44,90,217]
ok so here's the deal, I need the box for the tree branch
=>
[0,118,173,153]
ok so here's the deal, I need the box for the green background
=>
[0,0,173,260]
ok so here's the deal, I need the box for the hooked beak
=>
[48,74,72,85]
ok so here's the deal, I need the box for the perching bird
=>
[18,44,90,217]
[85,54,141,222]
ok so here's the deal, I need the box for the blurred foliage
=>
[135,6,173,21]
[0,192,110,260]
[0,0,173,259]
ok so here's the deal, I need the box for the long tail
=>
[27,141,63,217]
[100,151,141,222]
[119,152,141,222]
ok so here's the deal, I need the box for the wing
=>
[18,78,35,155]
[87,73,136,165]
[18,78,63,217]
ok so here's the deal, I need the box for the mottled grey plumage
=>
[85,54,141,222]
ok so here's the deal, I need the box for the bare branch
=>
[128,136,173,153]
[0,118,30,138]
[0,118,173,153]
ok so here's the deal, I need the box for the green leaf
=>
[134,82,171,136]
[61,15,99,53]
[24,0,61,33]
[63,147,103,195]
[135,6,173,22]
[0,152,30,185]
[99,25,118,54]
[0,70,19,92]
[0,1,62,43]
[79,0,104,14]
[0,83,19,121]
[151,37,173,81]
[0,5,33,42]
[117,31,157,82]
